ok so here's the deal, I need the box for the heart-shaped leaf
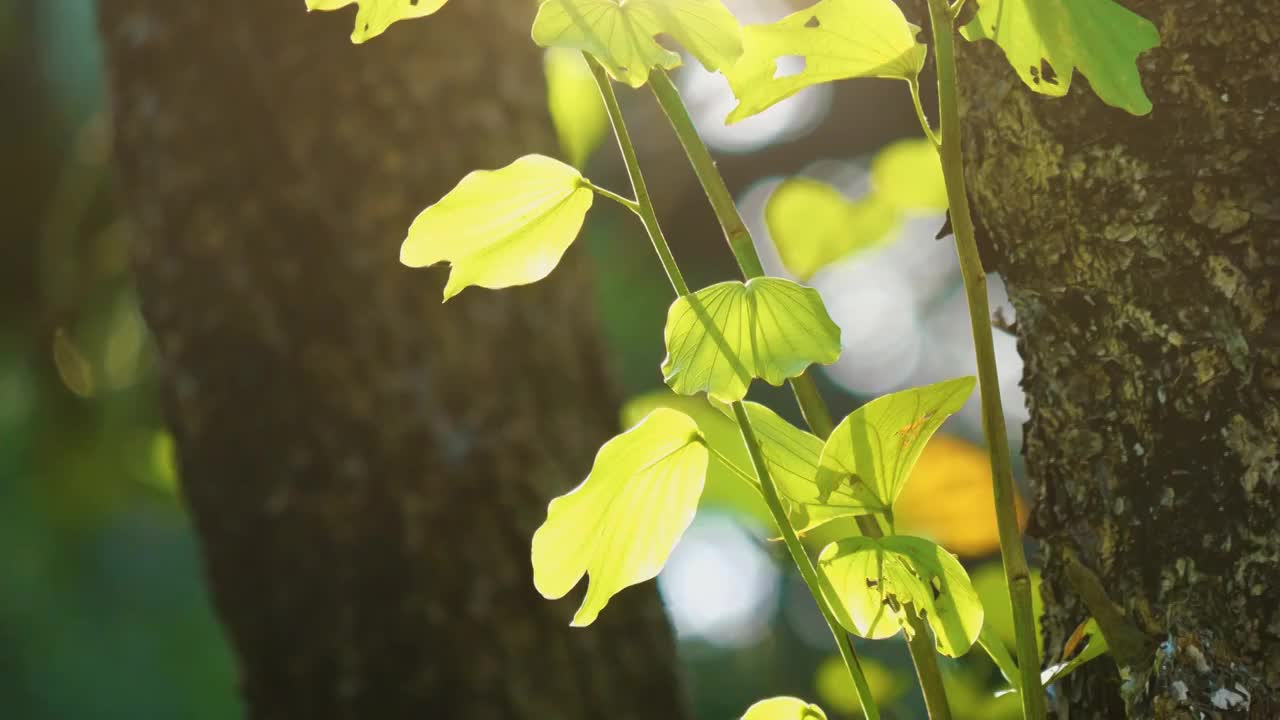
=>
[766,178,898,280]
[818,535,983,656]
[400,154,594,301]
[531,408,707,627]
[662,277,842,403]
[816,377,976,513]
[305,0,448,44]
[741,696,828,720]
[531,0,743,88]
[960,0,1161,115]
[723,0,926,124]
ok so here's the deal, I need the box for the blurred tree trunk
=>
[956,2,1279,717]
[97,2,687,719]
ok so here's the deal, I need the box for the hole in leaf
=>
[1029,65,1041,85]
[804,15,820,28]
[773,55,807,79]
[1040,58,1060,85]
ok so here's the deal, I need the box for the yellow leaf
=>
[894,435,1027,558]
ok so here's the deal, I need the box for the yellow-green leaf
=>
[766,177,898,280]
[531,0,743,89]
[818,535,983,656]
[870,138,948,213]
[816,377,976,513]
[531,408,708,627]
[723,0,926,124]
[662,278,842,403]
[960,0,1161,116]
[305,0,447,44]
[545,48,609,169]
[621,391,773,527]
[741,697,827,720]
[400,154,593,301]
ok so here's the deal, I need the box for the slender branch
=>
[588,56,880,719]
[949,0,969,20]
[649,70,766,278]
[582,179,641,215]
[733,402,880,720]
[649,66,952,720]
[909,79,942,148]
[586,54,689,296]
[924,2,1045,718]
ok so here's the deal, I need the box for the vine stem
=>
[585,55,880,720]
[732,402,879,720]
[924,2,1045,717]
[585,55,690,296]
[649,68,951,720]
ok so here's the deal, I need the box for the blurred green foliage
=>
[1,1,242,717]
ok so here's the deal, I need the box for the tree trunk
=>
[97,2,687,719]
[957,2,1280,717]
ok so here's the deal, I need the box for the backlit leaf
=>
[818,535,983,656]
[765,178,898,280]
[960,0,1161,115]
[741,697,827,720]
[400,154,593,301]
[723,0,926,124]
[531,408,708,626]
[304,0,447,44]
[531,0,743,89]
[662,278,842,403]
[815,377,975,513]
[621,391,773,527]
[545,48,609,169]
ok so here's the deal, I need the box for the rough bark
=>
[956,2,1280,717]
[97,2,687,719]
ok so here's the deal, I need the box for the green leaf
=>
[870,138,948,213]
[400,154,594,301]
[723,0,927,124]
[741,697,828,720]
[818,535,983,656]
[531,408,708,627]
[545,48,609,169]
[960,0,1161,116]
[531,0,743,89]
[305,0,447,44]
[662,278,842,403]
[766,178,899,280]
[816,377,976,513]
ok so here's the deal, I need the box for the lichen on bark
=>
[956,1,1280,717]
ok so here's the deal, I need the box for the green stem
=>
[650,66,952,720]
[649,70,766,279]
[588,56,879,720]
[582,179,641,215]
[732,402,879,720]
[924,2,1045,718]
[909,79,941,148]
[586,55,689,296]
